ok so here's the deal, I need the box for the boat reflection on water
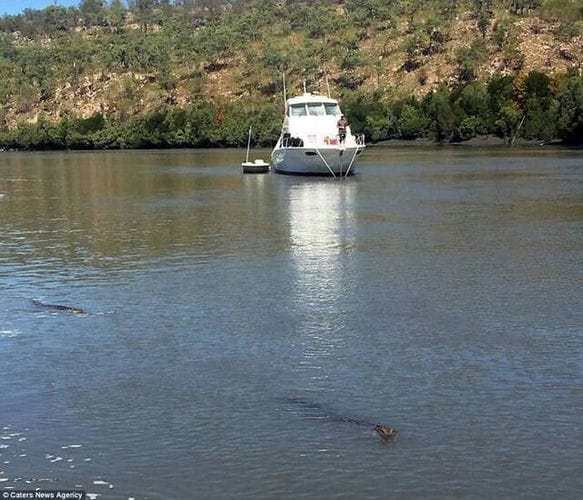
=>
[286,179,358,386]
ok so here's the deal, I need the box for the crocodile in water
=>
[280,396,398,444]
[32,299,87,316]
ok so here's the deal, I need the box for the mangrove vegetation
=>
[0,0,581,149]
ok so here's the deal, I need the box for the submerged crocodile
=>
[32,299,87,316]
[281,397,398,444]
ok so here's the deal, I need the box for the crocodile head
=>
[374,425,398,443]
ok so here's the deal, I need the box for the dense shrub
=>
[2,72,583,149]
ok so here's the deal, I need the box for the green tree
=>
[425,85,456,141]
[456,83,489,119]
[41,5,70,34]
[398,102,429,139]
[556,75,583,143]
[345,0,393,28]
[520,71,558,140]
[487,75,515,113]
[455,43,485,81]
[494,103,521,139]
[107,0,126,33]
[130,0,157,34]
[80,0,106,27]
[400,0,422,31]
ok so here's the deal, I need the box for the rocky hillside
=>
[0,0,581,147]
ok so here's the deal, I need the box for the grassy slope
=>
[0,1,581,130]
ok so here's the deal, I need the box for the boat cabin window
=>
[289,104,307,116]
[307,103,326,116]
[324,103,341,116]
[289,102,341,117]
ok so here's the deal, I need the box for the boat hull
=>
[271,147,363,176]
[241,161,270,174]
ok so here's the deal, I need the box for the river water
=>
[0,148,581,499]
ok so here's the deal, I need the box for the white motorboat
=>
[271,92,365,176]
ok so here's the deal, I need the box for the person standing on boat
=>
[337,115,348,144]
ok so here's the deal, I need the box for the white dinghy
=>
[241,126,270,174]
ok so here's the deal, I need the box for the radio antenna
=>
[282,71,287,106]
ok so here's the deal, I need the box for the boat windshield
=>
[289,104,307,116]
[289,102,340,117]
[307,103,326,116]
[324,103,341,116]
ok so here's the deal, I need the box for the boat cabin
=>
[283,94,346,145]
[286,94,342,117]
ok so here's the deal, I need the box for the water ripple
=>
[0,149,581,498]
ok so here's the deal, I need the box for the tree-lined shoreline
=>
[0,1,581,150]
[1,70,581,150]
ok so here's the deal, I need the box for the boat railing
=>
[280,136,304,148]
[279,133,366,148]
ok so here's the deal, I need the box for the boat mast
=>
[282,72,287,106]
[245,126,252,163]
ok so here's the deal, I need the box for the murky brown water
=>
[0,148,581,499]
